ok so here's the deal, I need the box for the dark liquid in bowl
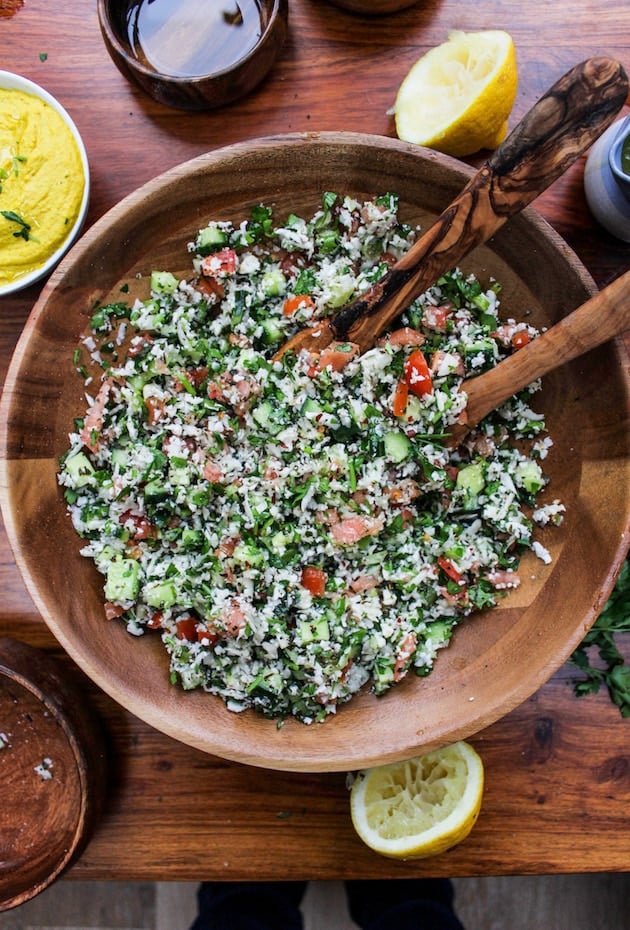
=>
[123,0,264,78]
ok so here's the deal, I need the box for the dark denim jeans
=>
[190,879,467,930]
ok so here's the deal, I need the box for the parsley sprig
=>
[570,558,630,717]
[1,210,32,241]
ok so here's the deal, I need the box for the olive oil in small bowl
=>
[97,0,288,110]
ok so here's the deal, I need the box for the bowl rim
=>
[0,70,90,297]
[97,0,288,84]
[1,131,628,772]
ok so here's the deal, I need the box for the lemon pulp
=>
[394,30,518,157]
[349,740,484,859]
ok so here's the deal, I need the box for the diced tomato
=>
[404,349,433,396]
[144,395,165,426]
[282,294,316,316]
[300,565,328,597]
[437,556,464,585]
[423,303,453,332]
[196,276,225,300]
[511,330,531,349]
[176,617,199,641]
[330,515,383,545]
[146,611,164,629]
[393,631,417,682]
[200,248,238,277]
[197,625,220,645]
[119,510,157,541]
[128,334,154,358]
[310,341,361,376]
[392,379,409,417]
[104,601,126,620]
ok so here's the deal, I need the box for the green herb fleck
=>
[39,52,48,62]
[1,210,32,241]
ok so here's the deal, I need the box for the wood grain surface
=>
[0,0,629,880]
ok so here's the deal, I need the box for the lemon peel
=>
[349,740,484,859]
[394,30,518,157]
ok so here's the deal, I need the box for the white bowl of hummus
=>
[0,71,90,296]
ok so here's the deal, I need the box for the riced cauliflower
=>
[59,192,563,724]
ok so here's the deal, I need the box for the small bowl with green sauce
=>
[584,114,630,242]
[97,0,289,111]
[0,72,90,297]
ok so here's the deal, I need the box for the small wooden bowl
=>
[0,639,107,911]
[327,0,420,13]
[0,133,628,773]
[97,0,289,110]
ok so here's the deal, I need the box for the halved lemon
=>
[394,30,518,157]
[349,740,484,859]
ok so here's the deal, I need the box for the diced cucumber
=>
[327,274,355,308]
[246,668,284,695]
[252,399,273,429]
[94,544,122,573]
[232,542,265,567]
[181,528,205,550]
[150,271,179,295]
[516,460,543,494]
[188,487,211,507]
[269,531,289,551]
[261,268,287,297]
[372,655,395,691]
[110,447,128,469]
[64,451,94,487]
[196,224,229,255]
[252,399,284,434]
[384,430,411,463]
[456,462,485,495]
[397,394,422,422]
[144,478,169,503]
[298,617,330,643]
[260,318,284,345]
[104,559,140,603]
[300,397,322,417]
[168,465,190,487]
[463,338,496,356]
[425,620,453,644]
[144,580,177,609]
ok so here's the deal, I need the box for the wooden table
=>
[1,0,629,880]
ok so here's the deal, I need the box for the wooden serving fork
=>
[274,57,628,362]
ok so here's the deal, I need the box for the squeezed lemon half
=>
[394,30,518,156]
[349,740,484,859]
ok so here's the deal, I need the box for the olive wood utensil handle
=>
[450,268,630,445]
[276,57,628,360]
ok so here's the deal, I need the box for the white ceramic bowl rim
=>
[0,70,90,297]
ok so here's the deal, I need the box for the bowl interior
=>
[0,638,106,910]
[1,133,628,772]
[0,71,90,297]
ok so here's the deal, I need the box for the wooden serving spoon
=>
[449,269,630,447]
[275,57,628,361]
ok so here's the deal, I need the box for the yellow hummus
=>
[0,88,85,287]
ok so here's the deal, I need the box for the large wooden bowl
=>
[1,133,628,772]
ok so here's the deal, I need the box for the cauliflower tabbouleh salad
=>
[59,192,564,724]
